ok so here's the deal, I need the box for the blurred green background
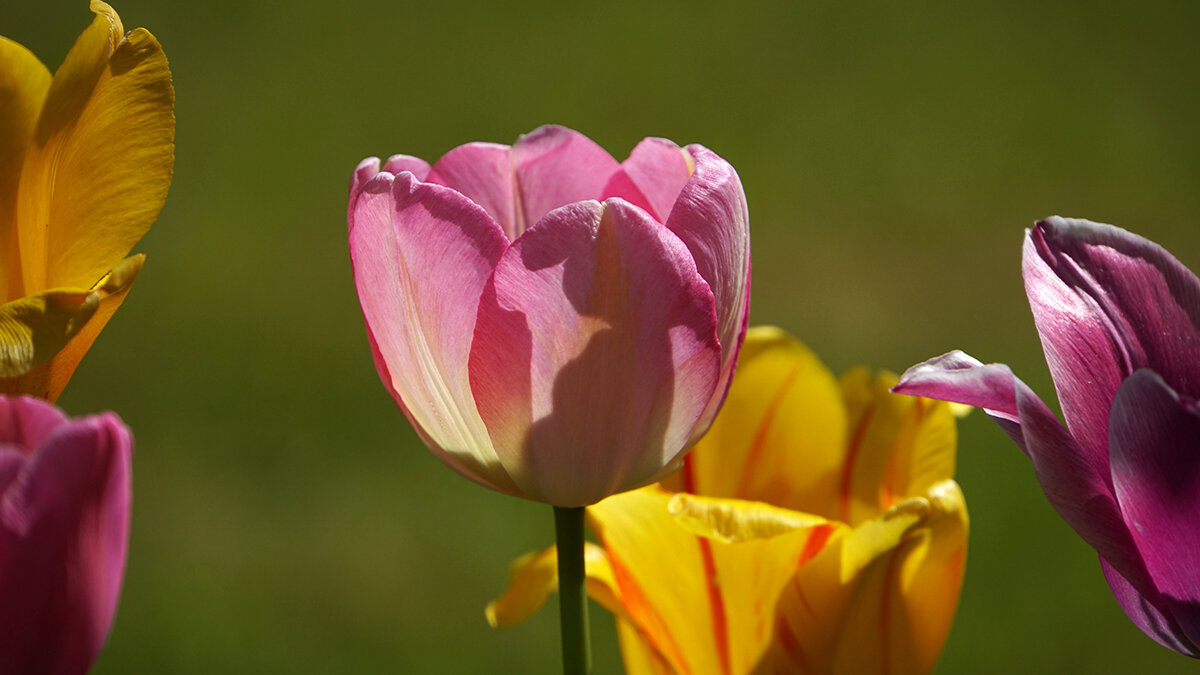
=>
[6,0,1200,672]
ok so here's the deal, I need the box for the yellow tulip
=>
[0,0,173,400]
[488,326,969,675]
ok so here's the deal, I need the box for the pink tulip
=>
[348,125,751,506]
[0,395,132,674]
[895,217,1200,657]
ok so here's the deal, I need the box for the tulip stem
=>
[554,505,592,675]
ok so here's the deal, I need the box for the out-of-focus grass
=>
[6,0,1200,671]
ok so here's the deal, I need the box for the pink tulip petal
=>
[1101,558,1200,657]
[426,142,521,241]
[614,137,693,224]
[0,410,131,675]
[470,199,721,506]
[381,154,432,180]
[0,396,68,452]
[1024,217,1200,472]
[512,125,622,231]
[1108,369,1200,648]
[348,170,523,497]
[663,145,751,434]
[893,352,1157,599]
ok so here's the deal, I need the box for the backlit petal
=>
[1108,369,1200,648]
[0,38,51,300]
[0,290,97,379]
[469,199,720,506]
[663,326,847,516]
[17,1,173,292]
[511,125,622,231]
[348,170,520,496]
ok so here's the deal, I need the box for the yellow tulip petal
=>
[837,369,958,525]
[617,618,678,675]
[17,1,173,292]
[765,481,968,675]
[664,326,848,516]
[484,542,622,629]
[667,492,832,544]
[892,480,969,673]
[0,254,142,401]
[593,486,839,675]
[0,288,97,377]
[0,38,51,298]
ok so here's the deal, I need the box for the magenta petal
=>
[469,199,721,506]
[1102,558,1200,657]
[381,154,432,180]
[0,408,131,675]
[663,145,751,435]
[348,170,523,496]
[511,125,622,231]
[893,352,1157,598]
[613,137,692,223]
[426,143,521,241]
[1024,217,1200,467]
[0,396,68,453]
[1109,369,1200,650]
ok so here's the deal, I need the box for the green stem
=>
[554,505,592,675]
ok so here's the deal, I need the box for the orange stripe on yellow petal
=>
[18,2,173,292]
[674,326,846,515]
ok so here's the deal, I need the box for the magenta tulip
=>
[348,125,750,506]
[895,217,1200,657]
[0,395,132,674]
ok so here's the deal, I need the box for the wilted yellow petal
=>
[484,542,622,629]
[665,326,847,516]
[17,1,173,292]
[0,37,51,299]
[0,254,142,401]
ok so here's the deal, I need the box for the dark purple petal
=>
[1101,558,1200,658]
[1024,217,1200,471]
[1108,368,1200,651]
[894,352,1157,599]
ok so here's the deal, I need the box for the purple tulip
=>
[894,217,1200,657]
[0,395,133,674]
[348,125,750,507]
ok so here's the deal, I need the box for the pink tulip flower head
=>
[0,395,133,674]
[349,125,750,507]
[895,217,1200,657]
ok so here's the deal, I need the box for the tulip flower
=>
[348,125,750,508]
[0,395,133,674]
[487,327,969,674]
[894,217,1200,658]
[0,0,174,401]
